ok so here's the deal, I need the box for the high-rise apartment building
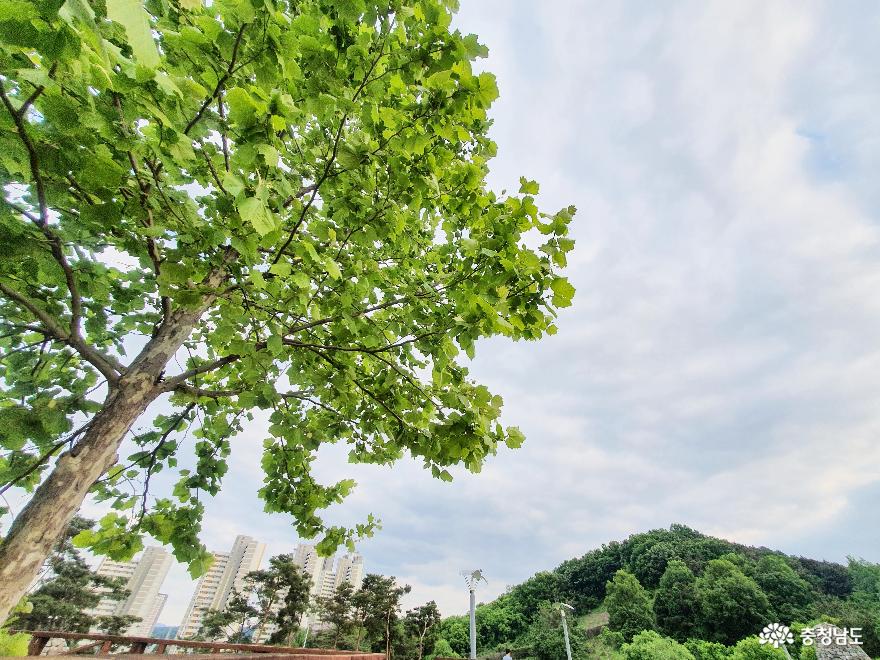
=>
[333,553,365,590]
[177,535,266,639]
[89,546,173,637]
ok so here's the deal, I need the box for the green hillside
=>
[433,525,880,660]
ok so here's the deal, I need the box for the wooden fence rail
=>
[13,630,385,658]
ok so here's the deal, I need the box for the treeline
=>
[434,524,880,659]
[193,560,441,660]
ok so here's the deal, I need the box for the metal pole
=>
[469,587,477,660]
[560,608,572,660]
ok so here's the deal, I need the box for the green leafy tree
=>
[620,630,695,660]
[405,600,441,660]
[654,560,699,642]
[557,542,624,612]
[752,555,812,624]
[605,570,655,643]
[475,599,522,651]
[313,580,356,648]
[198,595,257,643]
[352,574,411,657]
[197,553,311,644]
[8,516,136,633]
[695,559,772,646]
[263,557,312,646]
[631,541,678,589]
[427,637,459,660]
[519,602,587,660]
[436,615,469,657]
[0,0,576,622]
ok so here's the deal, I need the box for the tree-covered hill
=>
[434,524,880,660]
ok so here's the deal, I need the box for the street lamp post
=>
[460,570,486,660]
[556,603,574,660]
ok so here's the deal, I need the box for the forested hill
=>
[434,524,880,659]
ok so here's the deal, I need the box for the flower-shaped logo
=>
[759,623,794,648]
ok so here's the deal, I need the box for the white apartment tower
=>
[177,535,266,639]
[90,546,173,637]
[333,553,364,590]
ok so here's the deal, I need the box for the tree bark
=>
[0,376,158,623]
[0,267,227,624]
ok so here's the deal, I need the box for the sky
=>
[18,0,880,628]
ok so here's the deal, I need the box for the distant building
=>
[89,547,173,637]
[177,535,266,640]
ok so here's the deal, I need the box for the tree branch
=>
[1,79,86,339]
[0,280,124,382]
[184,24,247,135]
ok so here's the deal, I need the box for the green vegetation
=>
[0,0,576,623]
[195,553,312,644]
[7,516,139,635]
[194,568,445,660]
[606,570,655,643]
[434,525,880,660]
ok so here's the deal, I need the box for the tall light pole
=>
[556,603,574,660]
[460,570,486,660]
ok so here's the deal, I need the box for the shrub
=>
[620,630,695,660]
[729,637,786,660]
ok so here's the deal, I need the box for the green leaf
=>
[550,277,576,308]
[222,172,245,197]
[237,196,276,236]
[107,0,160,68]
[324,256,341,280]
[505,427,525,449]
[519,177,539,195]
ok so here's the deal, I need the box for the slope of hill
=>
[433,525,880,660]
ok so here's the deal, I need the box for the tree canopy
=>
[0,0,575,622]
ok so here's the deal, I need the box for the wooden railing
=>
[16,630,385,658]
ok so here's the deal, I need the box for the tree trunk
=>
[385,610,391,660]
[0,269,226,624]
[0,376,158,622]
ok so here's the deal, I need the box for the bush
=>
[684,639,733,660]
[728,637,787,660]
[428,639,459,660]
[0,630,30,657]
[596,628,624,649]
[620,630,695,659]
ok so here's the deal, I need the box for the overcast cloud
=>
[53,0,880,625]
